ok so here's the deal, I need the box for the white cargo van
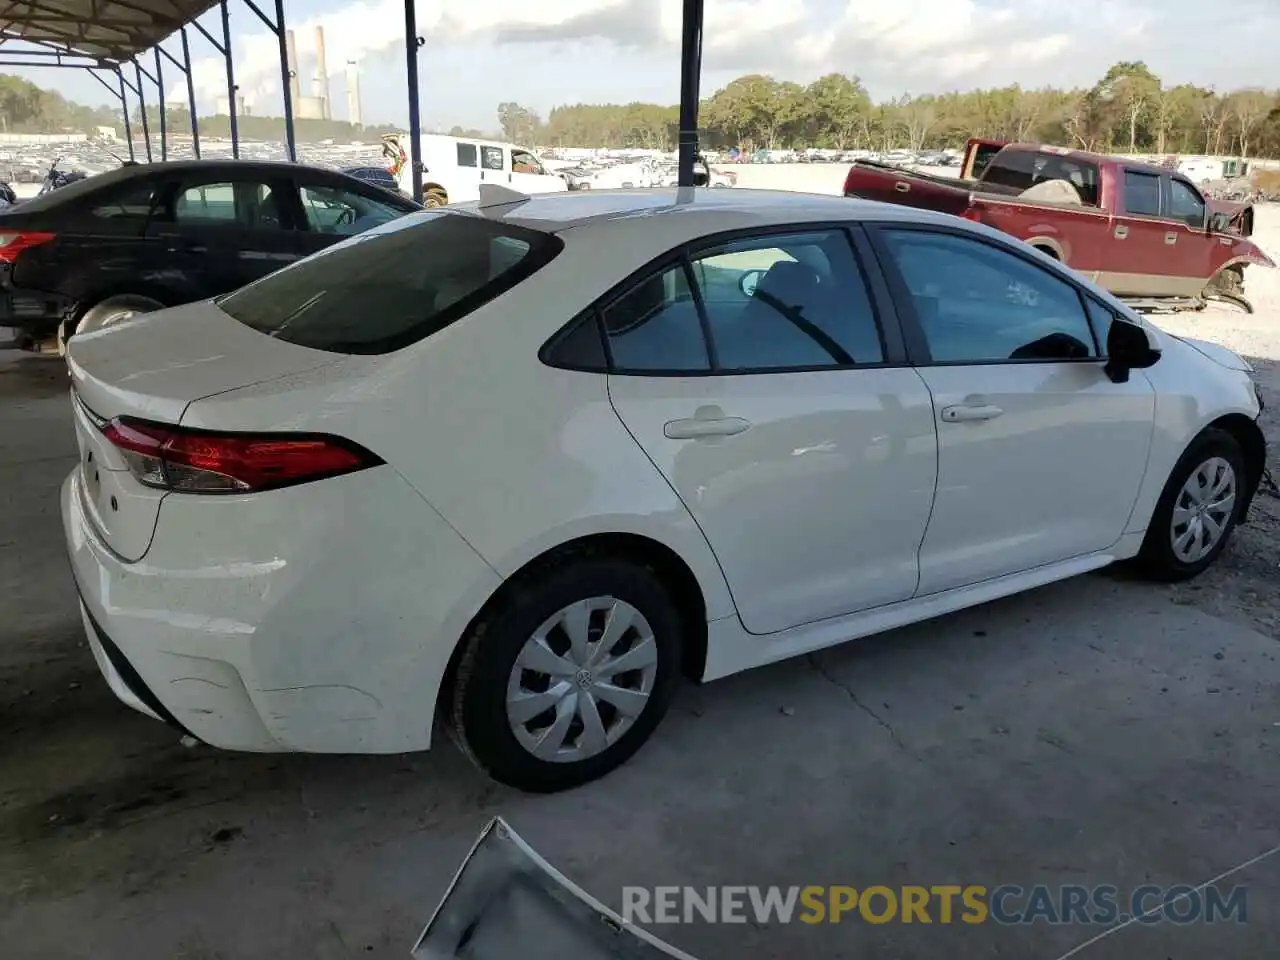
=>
[395,134,567,205]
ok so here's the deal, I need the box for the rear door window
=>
[218,211,562,354]
[172,180,288,229]
[1123,171,1162,217]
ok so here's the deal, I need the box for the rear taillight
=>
[101,417,382,493]
[0,231,55,263]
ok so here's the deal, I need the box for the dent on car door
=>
[869,225,1156,595]
[604,226,938,636]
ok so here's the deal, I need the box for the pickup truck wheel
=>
[1205,266,1244,297]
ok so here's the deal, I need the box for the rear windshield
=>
[981,149,1100,205]
[218,211,562,354]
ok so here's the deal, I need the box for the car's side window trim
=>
[539,220,909,376]
[864,220,1106,368]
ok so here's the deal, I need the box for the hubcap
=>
[506,596,659,764]
[1170,456,1236,563]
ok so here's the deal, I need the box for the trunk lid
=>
[67,298,344,422]
[67,299,344,561]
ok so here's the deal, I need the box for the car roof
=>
[468,187,965,234]
[6,158,359,215]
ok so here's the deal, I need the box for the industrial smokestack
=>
[346,60,362,127]
[285,29,301,109]
[314,25,330,121]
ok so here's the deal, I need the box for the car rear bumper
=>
[62,462,503,755]
[0,269,73,340]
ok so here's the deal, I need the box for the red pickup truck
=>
[843,140,1274,311]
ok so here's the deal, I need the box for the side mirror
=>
[1104,319,1161,383]
[1207,210,1232,233]
[739,268,766,297]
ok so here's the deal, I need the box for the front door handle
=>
[1165,231,1177,245]
[664,416,751,440]
[940,404,1003,423]
[1114,225,1129,239]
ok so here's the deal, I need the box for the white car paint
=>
[398,134,567,203]
[62,189,1264,776]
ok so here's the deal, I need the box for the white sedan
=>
[62,187,1267,792]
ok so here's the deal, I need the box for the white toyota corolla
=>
[62,187,1267,792]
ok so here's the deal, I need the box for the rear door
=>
[146,173,302,297]
[605,226,938,636]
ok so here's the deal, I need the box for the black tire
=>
[1134,428,1246,581]
[65,294,165,351]
[424,187,447,208]
[448,558,684,792]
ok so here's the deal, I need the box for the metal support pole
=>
[154,48,167,161]
[134,59,152,162]
[221,0,239,157]
[676,0,705,188]
[273,0,296,161]
[404,0,424,203]
[117,69,134,160]
[181,27,200,158]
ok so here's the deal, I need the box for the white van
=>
[396,134,567,206]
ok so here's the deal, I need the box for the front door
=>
[149,175,301,297]
[870,225,1156,596]
[510,148,567,194]
[1108,168,1189,298]
[1162,176,1215,293]
[606,227,938,635]
[479,144,508,189]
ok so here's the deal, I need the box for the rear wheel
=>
[1135,428,1245,581]
[65,294,165,351]
[448,558,683,792]
[424,186,447,208]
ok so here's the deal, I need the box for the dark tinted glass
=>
[457,143,478,167]
[691,230,883,369]
[603,265,710,371]
[1168,179,1205,228]
[882,229,1097,363]
[1124,171,1161,216]
[220,211,562,354]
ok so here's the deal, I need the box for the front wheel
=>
[448,558,683,792]
[424,187,447,208]
[1135,428,1245,581]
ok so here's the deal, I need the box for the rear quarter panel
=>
[844,163,971,215]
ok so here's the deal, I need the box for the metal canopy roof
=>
[0,0,219,62]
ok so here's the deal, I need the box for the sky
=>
[7,0,1279,131]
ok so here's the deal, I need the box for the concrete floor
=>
[1,352,1277,960]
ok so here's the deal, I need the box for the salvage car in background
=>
[845,140,1274,312]
[64,187,1265,793]
[0,159,421,352]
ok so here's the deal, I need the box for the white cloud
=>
[173,0,1278,112]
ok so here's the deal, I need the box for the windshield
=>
[218,210,562,355]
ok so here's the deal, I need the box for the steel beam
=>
[404,0,423,203]
[220,0,239,157]
[676,0,705,188]
[154,47,167,160]
[118,68,135,160]
[133,58,152,162]
[181,28,200,158]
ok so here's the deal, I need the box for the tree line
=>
[498,63,1280,158]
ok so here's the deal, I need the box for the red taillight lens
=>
[0,231,55,263]
[101,417,381,493]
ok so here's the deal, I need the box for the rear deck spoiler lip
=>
[413,816,700,960]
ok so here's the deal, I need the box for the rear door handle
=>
[1114,225,1129,239]
[894,181,911,193]
[940,404,1003,423]
[664,416,751,440]
[1165,231,1177,245]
